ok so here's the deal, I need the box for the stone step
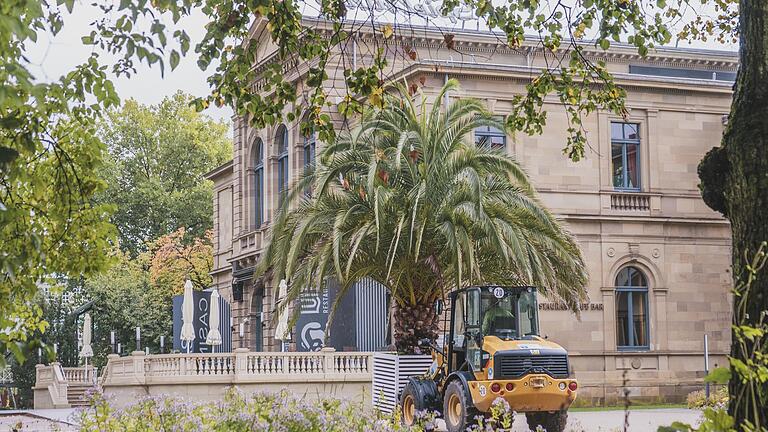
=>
[67,385,96,407]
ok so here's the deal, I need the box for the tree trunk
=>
[392,300,441,354]
[699,1,768,428]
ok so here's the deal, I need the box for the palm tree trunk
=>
[699,1,768,428]
[392,300,441,354]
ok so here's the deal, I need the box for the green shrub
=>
[80,389,429,432]
[78,389,527,431]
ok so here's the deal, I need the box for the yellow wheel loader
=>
[399,286,577,432]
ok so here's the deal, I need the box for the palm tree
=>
[257,79,588,353]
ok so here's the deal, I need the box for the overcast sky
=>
[27,1,738,130]
[27,5,234,124]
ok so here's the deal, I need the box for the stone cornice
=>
[246,16,737,87]
[394,61,734,96]
[303,17,738,70]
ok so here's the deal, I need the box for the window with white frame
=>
[474,116,506,151]
[615,266,650,350]
[611,122,641,190]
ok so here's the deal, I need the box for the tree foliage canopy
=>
[84,228,213,365]
[99,92,231,255]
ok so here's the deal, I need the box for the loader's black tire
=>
[400,381,427,425]
[443,380,477,432]
[525,410,568,432]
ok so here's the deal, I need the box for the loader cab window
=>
[481,290,517,339]
[452,292,466,348]
[519,289,539,337]
[466,289,482,371]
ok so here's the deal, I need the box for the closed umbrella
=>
[79,313,94,359]
[180,280,196,353]
[274,279,291,352]
[205,289,222,352]
[79,313,94,375]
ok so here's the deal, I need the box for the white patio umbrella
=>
[205,289,222,352]
[274,279,291,352]
[180,280,196,353]
[78,313,94,368]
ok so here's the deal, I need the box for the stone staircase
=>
[66,383,95,408]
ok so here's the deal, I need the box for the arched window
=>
[251,138,264,229]
[303,126,316,196]
[615,266,649,350]
[275,125,289,202]
[303,128,316,170]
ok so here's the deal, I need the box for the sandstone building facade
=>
[207,17,736,402]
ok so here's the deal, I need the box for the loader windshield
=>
[478,287,539,339]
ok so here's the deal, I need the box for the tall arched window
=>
[275,125,289,202]
[251,138,264,228]
[303,128,316,170]
[303,126,316,196]
[615,266,649,350]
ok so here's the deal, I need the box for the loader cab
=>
[447,286,540,374]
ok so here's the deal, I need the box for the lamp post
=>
[135,326,141,351]
[160,335,165,354]
[111,331,116,354]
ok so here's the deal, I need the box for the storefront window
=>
[615,266,649,350]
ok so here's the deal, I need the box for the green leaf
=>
[170,50,180,71]
[599,39,610,50]
[704,366,731,384]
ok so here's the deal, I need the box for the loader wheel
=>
[443,381,476,432]
[525,410,568,432]
[400,382,424,426]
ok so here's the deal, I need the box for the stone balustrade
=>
[610,192,652,212]
[63,365,97,385]
[33,363,69,409]
[99,348,374,407]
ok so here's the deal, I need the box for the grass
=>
[570,403,687,412]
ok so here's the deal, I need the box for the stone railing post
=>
[33,363,69,409]
[282,353,290,374]
[234,348,249,381]
[131,351,147,385]
[321,347,336,376]
[101,354,118,386]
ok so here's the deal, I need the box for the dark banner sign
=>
[294,280,378,352]
[172,290,232,353]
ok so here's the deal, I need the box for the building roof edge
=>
[204,160,234,180]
